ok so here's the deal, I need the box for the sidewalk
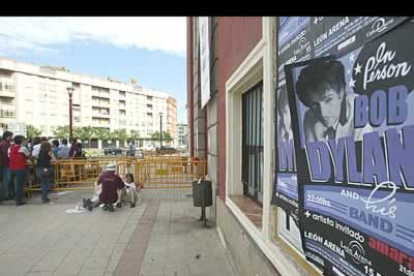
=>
[0,188,239,276]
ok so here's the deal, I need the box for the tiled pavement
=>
[0,188,239,276]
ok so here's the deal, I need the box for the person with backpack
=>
[8,135,31,206]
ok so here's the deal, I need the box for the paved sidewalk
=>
[0,188,239,276]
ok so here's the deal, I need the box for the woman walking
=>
[36,141,56,203]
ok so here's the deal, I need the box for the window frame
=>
[241,81,264,204]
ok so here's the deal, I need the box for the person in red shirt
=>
[84,163,124,212]
[8,135,31,206]
[0,131,13,201]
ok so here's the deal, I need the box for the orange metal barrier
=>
[138,159,206,188]
[25,156,206,196]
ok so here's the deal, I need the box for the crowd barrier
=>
[24,155,206,197]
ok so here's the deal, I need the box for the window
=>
[4,83,13,91]
[49,84,57,92]
[242,82,264,203]
[39,83,47,91]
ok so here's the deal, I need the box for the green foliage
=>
[26,124,42,140]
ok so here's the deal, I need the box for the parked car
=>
[156,146,177,154]
[143,145,155,151]
[135,149,144,159]
[104,148,122,155]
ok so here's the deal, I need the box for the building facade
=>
[177,123,187,148]
[188,16,414,276]
[166,97,178,145]
[0,57,177,147]
[188,17,295,276]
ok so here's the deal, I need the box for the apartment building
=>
[166,97,177,145]
[0,57,177,147]
[177,123,187,148]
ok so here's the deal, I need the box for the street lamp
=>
[67,86,75,140]
[159,112,163,148]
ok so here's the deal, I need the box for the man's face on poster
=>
[306,87,344,128]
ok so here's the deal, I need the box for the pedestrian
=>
[32,137,47,159]
[77,143,86,159]
[120,173,140,208]
[8,135,31,206]
[68,138,80,159]
[83,163,124,212]
[127,141,135,156]
[26,139,33,152]
[51,140,60,159]
[0,131,13,201]
[36,141,56,203]
[57,138,69,159]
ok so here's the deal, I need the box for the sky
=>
[0,17,187,123]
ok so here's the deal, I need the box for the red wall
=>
[217,17,263,200]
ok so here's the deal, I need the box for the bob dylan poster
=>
[284,20,414,276]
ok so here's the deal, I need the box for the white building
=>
[177,123,187,148]
[0,57,177,148]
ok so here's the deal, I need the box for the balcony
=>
[0,81,15,98]
[92,86,110,98]
[92,112,110,118]
[92,100,110,108]
[0,110,15,118]
[92,91,110,99]
[92,119,110,127]
[0,90,14,98]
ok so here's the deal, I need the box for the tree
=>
[26,124,42,140]
[150,131,173,142]
[94,128,111,142]
[53,126,70,139]
[128,130,140,142]
[77,126,95,148]
[112,129,128,147]
[93,128,111,148]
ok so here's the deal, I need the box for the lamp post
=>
[159,112,163,148]
[67,86,74,140]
